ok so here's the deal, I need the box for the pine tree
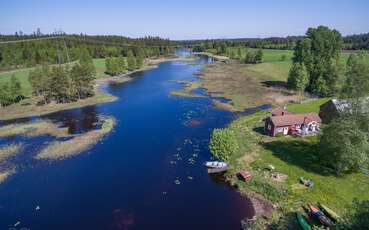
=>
[9,74,22,102]
[127,50,136,71]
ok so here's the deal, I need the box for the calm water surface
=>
[0,50,255,230]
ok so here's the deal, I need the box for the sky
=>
[1,0,369,40]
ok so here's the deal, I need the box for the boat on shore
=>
[308,204,333,227]
[296,212,311,230]
[318,203,341,222]
[205,161,227,168]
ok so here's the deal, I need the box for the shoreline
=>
[0,55,194,121]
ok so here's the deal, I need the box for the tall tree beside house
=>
[342,52,369,100]
[287,62,309,92]
[290,26,343,96]
[319,114,369,175]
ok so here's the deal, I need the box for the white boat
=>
[205,161,227,168]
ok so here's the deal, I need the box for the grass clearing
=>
[287,98,330,113]
[199,62,305,110]
[36,117,115,160]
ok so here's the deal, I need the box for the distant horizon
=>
[1,0,369,40]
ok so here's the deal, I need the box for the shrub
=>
[209,128,239,162]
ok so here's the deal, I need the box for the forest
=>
[0,33,175,107]
[0,33,175,71]
[184,33,369,51]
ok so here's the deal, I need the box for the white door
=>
[283,127,288,135]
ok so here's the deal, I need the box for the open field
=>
[198,62,305,111]
[36,117,115,160]
[211,100,369,228]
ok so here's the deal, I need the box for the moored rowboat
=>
[205,161,227,168]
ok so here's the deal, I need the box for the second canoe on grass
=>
[318,203,341,222]
[296,212,311,230]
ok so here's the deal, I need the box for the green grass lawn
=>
[287,98,330,113]
[0,58,107,96]
[93,58,108,78]
[215,99,369,227]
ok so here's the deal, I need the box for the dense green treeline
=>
[28,49,96,104]
[105,49,144,76]
[184,33,369,52]
[343,33,369,50]
[0,34,175,71]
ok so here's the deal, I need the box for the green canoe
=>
[296,212,311,230]
[318,203,341,222]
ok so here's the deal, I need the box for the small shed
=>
[237,171,252,182]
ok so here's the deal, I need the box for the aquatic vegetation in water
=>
[0,120,69,138]
[35,117,115,160]
[0,143,23,162]
[0,167,16,184]
[170,89,205,98]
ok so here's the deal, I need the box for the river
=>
[0,50,254,230]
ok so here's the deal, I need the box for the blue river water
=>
[0,50,256,230]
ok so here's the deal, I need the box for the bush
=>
[209,128,239,162]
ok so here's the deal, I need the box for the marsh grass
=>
[36,117,115,160]
[0,120,69,138]
[0,168,16,184]
[169,89,205,98]
[0,143,23,162]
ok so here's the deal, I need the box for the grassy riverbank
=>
[210,100,369,228]
[0,90,117,121]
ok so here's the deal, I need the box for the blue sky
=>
[1,0,368,40]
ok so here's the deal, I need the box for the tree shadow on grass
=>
[262,139,336,176]
[253,126,267,136]
[261,80,287,89]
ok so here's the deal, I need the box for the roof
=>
[270,113,322,127]
[271,107,292,116]
[321,98,369,113]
